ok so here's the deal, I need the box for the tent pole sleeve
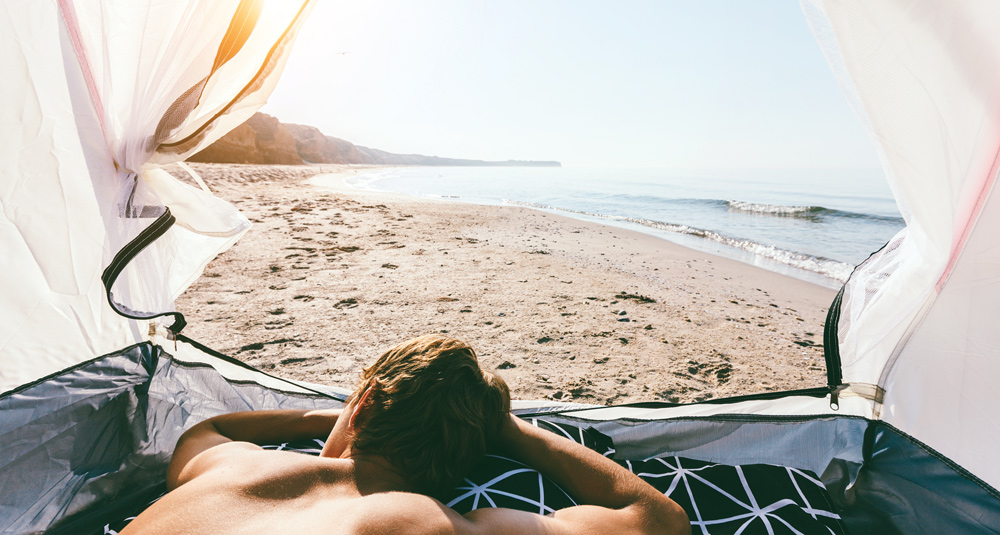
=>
[100,208,187,333]
[173,333,342,401]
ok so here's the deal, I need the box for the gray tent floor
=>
[1,341,997,534]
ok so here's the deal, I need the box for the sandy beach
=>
[175,163,835,405]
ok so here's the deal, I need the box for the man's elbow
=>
[638,497,690,535]
[165,420,228,490]
[658,501,691,535]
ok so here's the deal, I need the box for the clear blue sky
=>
[262,1,881,170]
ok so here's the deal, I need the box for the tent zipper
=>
[823,284,845,408]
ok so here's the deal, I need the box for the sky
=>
[261,1,882,170]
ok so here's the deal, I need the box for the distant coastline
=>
[435,159,562,167]
[189,112,560,167]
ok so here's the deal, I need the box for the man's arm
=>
[165,408,341,490]
[458,415,690,535]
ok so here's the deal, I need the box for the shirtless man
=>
[122,335,690,534]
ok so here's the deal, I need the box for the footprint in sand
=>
[333,298,358,309]
[264,319,291,330]
[280,356,322,365]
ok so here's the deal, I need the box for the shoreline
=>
[176,163,835,405]
[330,168,851,290]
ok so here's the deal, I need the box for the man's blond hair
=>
[346,335,511,497]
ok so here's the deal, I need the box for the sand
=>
[174,163,835,405]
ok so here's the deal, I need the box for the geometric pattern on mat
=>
[626,456,847,535]
[102,419,847,535]
[443,419,847,535]
[442,419,599,515]
[444,453,578,515]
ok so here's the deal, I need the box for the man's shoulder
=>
[189,442,338,486]
[193,441,293,465]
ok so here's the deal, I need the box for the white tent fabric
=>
[804,0,1000,489]
[3,1,1000,530]
[0,0,315,392]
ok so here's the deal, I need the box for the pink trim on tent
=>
[56,0,108,139]
[936,139,1000,292]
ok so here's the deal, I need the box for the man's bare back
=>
[123,442,464,535]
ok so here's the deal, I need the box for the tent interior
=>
[3,0,1000,534]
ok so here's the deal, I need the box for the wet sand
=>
[174,163,835,405]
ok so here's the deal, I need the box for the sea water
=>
[342,166,903,289]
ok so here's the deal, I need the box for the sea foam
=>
[503,199,855,283]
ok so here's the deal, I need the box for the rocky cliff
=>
[188,113,303,165]
[189,113,560,167]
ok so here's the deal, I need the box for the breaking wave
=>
[503,199,855,283]
[725,200,823,217]
[723,199,903,223]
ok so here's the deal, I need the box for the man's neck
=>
[322,433,416,496]
[347,454,415,496]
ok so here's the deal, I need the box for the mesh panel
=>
[153,0,314,161]
[837,232,906,370]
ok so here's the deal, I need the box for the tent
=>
[2,0,999,533]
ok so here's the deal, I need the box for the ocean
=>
[342,166,903,289]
